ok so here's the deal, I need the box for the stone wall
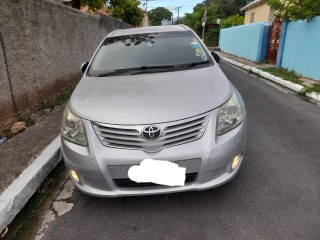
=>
[0,0,131,125]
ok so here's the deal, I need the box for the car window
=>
[88,31,212,75]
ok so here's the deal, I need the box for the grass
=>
[2,163,67,240]
[18,116,36,127]
[260,67,303,85]
[299,83,320,96]
[256,60,268,65]
[1,90,72,141]
[0,117,36,140]
[40,91,72,110]
[3,129,13,139]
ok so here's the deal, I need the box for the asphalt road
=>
[34,63,320,240]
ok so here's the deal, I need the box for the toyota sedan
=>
[61,25,247,197]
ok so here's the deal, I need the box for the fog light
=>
[70,170,80,183]
[232,154,241,170]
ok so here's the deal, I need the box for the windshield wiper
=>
[175,60,211,70]
[90,65,176,77]
[131,60,212,75]
[89,61,211,77]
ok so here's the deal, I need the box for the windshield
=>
[88,31,212,76]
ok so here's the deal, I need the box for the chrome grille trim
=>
[92,113,210,152]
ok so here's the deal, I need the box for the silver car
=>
[61,25,247,197]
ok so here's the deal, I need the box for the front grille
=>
[114,172,198,188]
[92,114,209,152]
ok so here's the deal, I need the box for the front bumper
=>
[61,108,247,197]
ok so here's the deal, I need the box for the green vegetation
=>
[183,3,218,46]
[3,128,14,139]
[260,67,320,95]
[182,1,249,46]
[148,7,172,26]
[268,0,320,21]
[1,117,36,139]
[220,14,244,29]
[260,67,303,84]
[108,0,144,26]
[299,83,320,96]
[0,91,71,140]
[183,3,218,36]
[18,116,36,128]
[209,0,251,19]
[81,0,104,12]
[256,61,268,65]
[3,163,67,240]
[71,0,144,26]
[40,91,72,110]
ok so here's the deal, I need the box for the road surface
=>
[32,63,320,240]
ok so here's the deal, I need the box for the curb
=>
[222,57,320,103]
[0,136,62,232]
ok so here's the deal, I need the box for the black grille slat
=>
[114,173,198,188]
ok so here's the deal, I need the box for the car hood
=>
[69,66,231,125]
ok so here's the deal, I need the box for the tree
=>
[72,0,81,10]
[208,0,253,19]
[81,0,104,13]
[183,3,218,36]
[71,0,104,12]
[268,0,320,21]
[148,7,173,26]
[108,0,144,26]
[219,14,244,28]
[71,0,144,26]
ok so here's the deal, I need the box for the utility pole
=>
[201,0,208,41]
[176,6,182,24]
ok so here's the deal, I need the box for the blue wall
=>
[219,22,270,62]
[277,17,320,81]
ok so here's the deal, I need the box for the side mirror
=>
[211,52,221,64]
[81,62,89,74]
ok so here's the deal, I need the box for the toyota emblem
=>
[141,126,161,140]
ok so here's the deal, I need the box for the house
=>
[241,0,275,24]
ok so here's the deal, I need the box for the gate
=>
[265,19,282,64]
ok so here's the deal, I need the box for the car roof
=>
[110,25,192,37]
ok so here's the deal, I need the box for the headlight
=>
[61,106,88,146]
[217,89,243,135]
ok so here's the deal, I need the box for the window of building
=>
[250,12,255,23]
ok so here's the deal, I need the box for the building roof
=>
[240,0,266,11]
[111,25,190,37]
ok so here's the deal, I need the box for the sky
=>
[139,0,204,19]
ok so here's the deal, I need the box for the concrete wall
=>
[0,0,131,125]
[244,0,272,24]
[277,17,320,81]
[219,22,270,62]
